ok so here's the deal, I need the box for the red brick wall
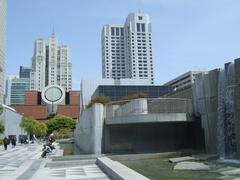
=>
[57,105,80,119]
[69,91,80,105]
[25,91,39,105]
[12,105,48,120]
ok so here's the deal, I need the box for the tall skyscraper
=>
[0,0,6,102]
[102,13,154,84]
[30,33,72,91]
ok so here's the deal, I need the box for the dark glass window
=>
[141,24,145,32]
[137,23,141,32]
[121,28,124,36]
[111,27,114,35]
[116,28,119,36]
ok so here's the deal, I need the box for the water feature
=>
[217,63,237,158]
[59,142,81,156]
[217,69,226,158]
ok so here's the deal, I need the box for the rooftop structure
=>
[164,71,207,91]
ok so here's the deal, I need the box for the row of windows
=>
[110,37,124,40]
[105,41,124,44]
[106,56,125,59]
[105,63,125,66]
[133,69,153,73]
[111,27,124,36]
[128,43,152,48]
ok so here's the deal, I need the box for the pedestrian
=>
[3,136,8,150]
[11,136,16,148]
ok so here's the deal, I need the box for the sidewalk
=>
[0,144,109,180]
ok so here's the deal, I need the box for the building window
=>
[142,24,145,32]
[121,28,124,36]
[111,27,114,36]
[138,16,143,20]
[116,28,119,36]
[137,23,141,32]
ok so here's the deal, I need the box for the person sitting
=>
[48,133,55,143]
[41,144,52,158]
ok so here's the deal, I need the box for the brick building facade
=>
[12,90,80,120]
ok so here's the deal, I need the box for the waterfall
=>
[217,63,237,158]
[217,69,226,158]
[225,63,236,157]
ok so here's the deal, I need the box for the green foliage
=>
[0,122,4,134]
[52,128,73,139]
[0,139,3,145]
[0,104,3,115]
[35,122,48,137]
[120,92,147,101]
[87,96,111,108]
[20,117,47,137]
[46,115,76,134]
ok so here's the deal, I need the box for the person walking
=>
[3,137,8,150]
[11,136,16,148]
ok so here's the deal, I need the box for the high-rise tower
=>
[102,13,154,84]
[30,34,72,91]
[0,0,6,102]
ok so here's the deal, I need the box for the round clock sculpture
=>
[41,85,65,116]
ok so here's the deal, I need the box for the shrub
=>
[120,92,147,101]
[20,117,47,137]
[0,122,4,134]
[46,115,76,134]
[52,128,73,139]
[87,96,111,108]
[0,139,3,145]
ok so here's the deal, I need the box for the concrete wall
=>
[106,113,191,125]
[164,86,193,99]
[148,98,193,114]
[0,105,25,139]
[192,69,219,154]
[234,59,240,157]
[74,97,204,154]
[111,98,148,118]
[74,103,104,154]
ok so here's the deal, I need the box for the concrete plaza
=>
[0,144,109,180]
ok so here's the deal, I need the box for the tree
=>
[0,122,4,134]
[20,117,47,137]
[35,123,47,137]
[46,114,76,134]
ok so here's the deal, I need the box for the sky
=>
[6,0,240,90]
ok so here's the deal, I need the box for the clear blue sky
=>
[6,0,240,89]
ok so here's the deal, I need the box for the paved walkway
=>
[0,144,109,180]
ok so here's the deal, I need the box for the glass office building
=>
[5,77,30,105]
[92,85,173,101]
[19,66,31,78]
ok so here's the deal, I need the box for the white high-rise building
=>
[102,12,154,84]
[30,34,72,91]
[0,0,6,102]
